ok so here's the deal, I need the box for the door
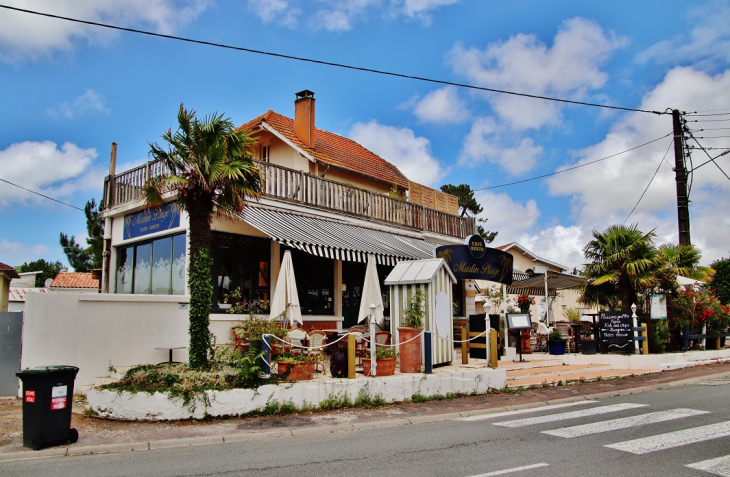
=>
[0,312,23,397]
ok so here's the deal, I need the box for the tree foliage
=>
[59,199,104,272]
[15,259,66,287]
[145,105,263,370]
[710,257,730,305]
[440,183,498,243]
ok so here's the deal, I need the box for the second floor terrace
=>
[102,159,476,240]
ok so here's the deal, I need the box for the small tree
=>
[15,259,66,287]
[440,183,498,243]
[710,258,730,305]
[59,199,104,272]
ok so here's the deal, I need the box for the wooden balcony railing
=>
[103,159,475,239]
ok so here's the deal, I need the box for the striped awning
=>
[507,270,588,296]
[239,206,442,266]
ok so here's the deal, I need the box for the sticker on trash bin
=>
[25,390,35,403]
[51,385,67,398]
[51,397,66,410]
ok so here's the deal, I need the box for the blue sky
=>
[1,0,729,271]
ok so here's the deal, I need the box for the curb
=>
[1,369,729,463]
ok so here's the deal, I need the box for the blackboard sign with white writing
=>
[599,311,633,353]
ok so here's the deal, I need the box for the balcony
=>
[102,159,475,239]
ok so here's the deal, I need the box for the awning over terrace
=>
[239,206,443,266]
[507,270,589,296]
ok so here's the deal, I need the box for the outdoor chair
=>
[306,330,328,373]
[555,323,575,353]
[285,328,309,355]
[535,322,549,352]
[375,331,391,346]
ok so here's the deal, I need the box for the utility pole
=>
[672,109,691,245]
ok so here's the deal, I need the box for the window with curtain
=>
[115,233,186,295]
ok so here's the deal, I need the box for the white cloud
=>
[474,190,540,245]
[459,117,543,175]
[448,17,626,130]
[0,239,51,268]
[0,141,102,208]
[0,0,209,62]
[412,87,470,124]
[389,0,460,26]
[637,1,730,69]
[545,66,730,266]
[247,0,301,28]
[47,89,110,119]
[349,120,446,187]
[518,225,590,271]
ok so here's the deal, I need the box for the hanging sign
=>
[598,311,633,352]
[123,203,181,240]
[650,294,667,320]
[435,235,513,284]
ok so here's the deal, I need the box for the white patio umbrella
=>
[358,254,384,325]
[269,250,302,326]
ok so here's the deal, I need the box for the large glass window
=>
[342,262,392,328]
[211,233,270,312]
[115,233,186,295]
[284,248,334,316]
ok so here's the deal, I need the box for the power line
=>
[686,112,730,117]
[688,149,730,173]
[685,131,730,181]
[0,178,84,211]
[0,4,667,116]
[474,133,672,191]
[623,139,674,225]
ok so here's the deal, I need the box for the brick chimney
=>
[294,90,315,148]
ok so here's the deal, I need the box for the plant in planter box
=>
[516,293,534,313]
[227,291,287,361]
[399,288,426,373]
[547,330,566,355]
[274,353,322,380]
[362,346,398,376]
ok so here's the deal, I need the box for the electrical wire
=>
[687,149,730,173]
[686,112,730,117]
[0,4,668,116]
[623,139,674,225]
[474,132,672,191]
[0,178,84,211]
[685,131,730,181]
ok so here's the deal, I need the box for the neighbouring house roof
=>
[239,110,409,189]
[0,262,20,279]
[49,272,99,289]
[495,242,568,272]
[9,287,48,301]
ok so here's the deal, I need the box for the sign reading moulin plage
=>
[123,203,181,240]
[435,235,513,284]
[598,311,633,352]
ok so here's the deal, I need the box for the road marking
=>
[687,455,730,476]
[606,421,730,454]
[543,408,709,438]
[469,463,550,476]
[697,378,730,386]
[494,403,648,428]
[459,401,598,422]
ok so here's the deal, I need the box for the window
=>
[115,233,186,295]
[211,233,270,311]
[261,145,270,162]
[284,247,334,316]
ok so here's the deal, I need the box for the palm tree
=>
[657,243,715,285]
[581,224,664,312]
[144,105,263,369]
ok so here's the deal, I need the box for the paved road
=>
[2,374,730,476]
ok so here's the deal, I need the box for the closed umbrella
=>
[358,254,384,325]
[270,250,302,326]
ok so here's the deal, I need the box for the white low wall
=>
[22,293,245,391]
[87,368,506,420]
[544,349,730,370]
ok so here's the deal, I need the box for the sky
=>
[1,0,729,272]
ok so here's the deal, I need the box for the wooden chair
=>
[555,323,575,353]
[375,331,391,346]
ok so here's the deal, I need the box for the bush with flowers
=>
[516,293,535,313]
[669,288,730,337]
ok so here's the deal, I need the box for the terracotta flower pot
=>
[362,357,396,376]
[276,361,315,380]
[397,326,422,373]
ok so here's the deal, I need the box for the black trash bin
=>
[16,366,79,450]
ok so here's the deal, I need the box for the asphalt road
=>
[2,374,730,477]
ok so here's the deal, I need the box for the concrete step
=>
[505,365,658,388]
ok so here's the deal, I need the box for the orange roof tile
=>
[50,272,99,289]
[9,287,48,301]
[0,262,20,279]
[238,110,409,188]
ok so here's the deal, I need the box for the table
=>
[155,346,186,364]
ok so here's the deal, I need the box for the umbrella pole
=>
[544,272,550,327]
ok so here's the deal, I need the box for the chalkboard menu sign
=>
[599,311,633,352]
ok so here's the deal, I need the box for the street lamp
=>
[631,303,639,354]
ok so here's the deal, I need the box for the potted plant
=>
[398,289,426,373]
[516,293,534,313]
[274,353,321,380]
[548,330,566,355]
[327,339,348,378]
[362,346,398,376]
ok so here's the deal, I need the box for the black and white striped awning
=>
[239,206,442,266]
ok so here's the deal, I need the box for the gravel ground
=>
[1,361,729,454]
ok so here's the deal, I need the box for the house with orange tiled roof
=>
[48,272,100,293]
[98,90,474,332]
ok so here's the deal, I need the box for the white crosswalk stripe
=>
[543,408,709,438]
[687,455,730,476]
[606,421,730,454]
[494,403,648,428]
[458,401,598,422]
